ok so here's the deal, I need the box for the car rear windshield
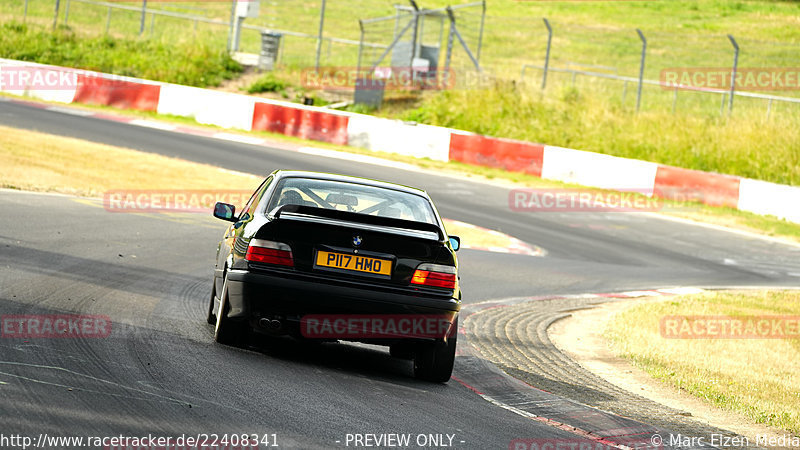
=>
[267,177,438,225]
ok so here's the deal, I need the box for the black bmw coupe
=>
[208,170,462,382]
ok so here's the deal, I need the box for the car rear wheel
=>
[413,320,457,383]
[214,277,247,347]
[206,279,217,325]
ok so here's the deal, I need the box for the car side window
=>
[240,176,272,220]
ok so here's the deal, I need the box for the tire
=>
[206,279,217,325]
[413,320,457,383]
[214,276,247,347]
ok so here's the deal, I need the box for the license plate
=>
[316,251,392,276]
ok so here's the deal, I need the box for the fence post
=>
[409,0,420,66]
[314,0,326,71]
[727,34,739,114]
[226,0,236,53]
[105,6,111,34]
[417,11,425,65]
[393,8,400,39]
[720,93,726,116]
[64,0,70,25]
[140,0,147,35]
[53,0,60,30]
[357,20,365,74]
[444,12,455,74]
[636,28,646,113]
[541,18,552,90]
[476,0,486,63]
[445,7,480,71]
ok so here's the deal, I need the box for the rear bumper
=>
[224,269,460,342]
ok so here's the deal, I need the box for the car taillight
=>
[411,263,456,289]
[246,239,294,267]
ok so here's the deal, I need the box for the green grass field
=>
[1,0,799,185]
[401,80,800,185]
[0,21,242,87]
[7,0,800,80]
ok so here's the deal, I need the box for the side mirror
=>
[213,202,237,222]
[449,235,461,251]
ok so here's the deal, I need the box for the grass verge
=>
[604,290,800,434]
[402,81,800,186]
[0,124,260,198]
[0,22,242,87]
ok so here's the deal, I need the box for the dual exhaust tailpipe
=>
[259,317,283,331]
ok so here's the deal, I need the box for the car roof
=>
[270,170,431,198]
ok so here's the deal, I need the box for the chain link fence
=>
[504,18,800,117]
[353,1,484,104]
[4,0,800,116]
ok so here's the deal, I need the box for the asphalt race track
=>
[1,99,799,449]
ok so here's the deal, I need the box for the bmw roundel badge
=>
[353,235,363,247]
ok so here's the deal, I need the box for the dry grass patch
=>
[605,290,800,433]
[0,125,261,200]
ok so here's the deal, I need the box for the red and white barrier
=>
[348,116,451,162]
[541,145,659,195]
[73,74,161,111]
[653,165,741,208]
[738,178,800,223]
[252,101,349,145]
[158,85,256,131]
[2,57,798,224]
[449,132,544,176]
